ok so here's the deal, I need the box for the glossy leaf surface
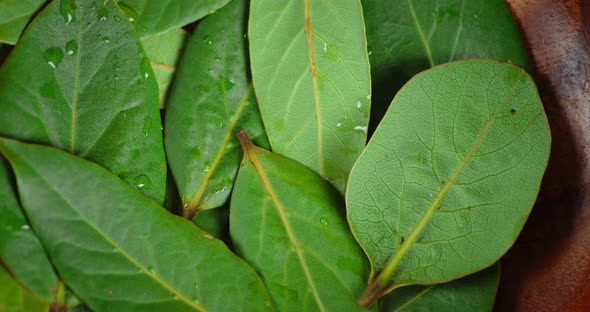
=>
[165,0,268,217]
[380,264,498,311]
[0,0,166,203]
[0,0,45,44]
[0,138,273,312]
[363,0,531,132]
[141,28,187,107]
[249,0,371,192]
[118,0,231,37]
[347,60,550,306]
[0,160,58,302]
[0,264,48,312]
[230,132,370,311]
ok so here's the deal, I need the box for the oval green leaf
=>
[0,264,48,312]
[0,0,166,203]
[165,0,268,218]
[118,0,231,37]
[230,132,371,311]
[0,0,45,44]
[347,60,550,307]
[363,0,531,131]
[380,264,499,312]
[0,159,57,303]
[0,138,273,311]
[141,27,187,107]
[249,0,371,193]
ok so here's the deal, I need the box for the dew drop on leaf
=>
[65,40,78,56]
[320,217,329,226]
[59,0,76,25]
[97,7,108,21]
[142,117,152,137]
[43,47,64,69]
[133,174,151,190]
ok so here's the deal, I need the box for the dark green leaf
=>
[193,205,229,240]
[0,138,273,311]
[141,28,187,107]
[165,0,268,218]
[230,132,371,311]
[118,0,231,37]
[0,264,48,312]
[347,60,550,307]
[0,159,58,303]
[0,0,166,203]
[379,264,499,312]
[249,0,371,193]
[363,0,531,132]
[0,0,45,44]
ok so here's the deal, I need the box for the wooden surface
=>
[496,0,590,311]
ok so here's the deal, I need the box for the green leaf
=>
[165,0,268,218]
[347,60,550,307]
[0,159,58,303]
[118,0,231,37]
[249,0,371,193]
[0,264,48,312]
[0,138,274,312]
[379,264,499,312]
[230,132,371,311]
[141,28,187,107]
[0,0,166,203]
[363,0,531,131]
[193,205,229,240]
[0,0,45,44]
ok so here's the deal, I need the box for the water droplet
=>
[367,94,371,100]
[336,122,342,127]
[323,42,327,53]
[142,117,152,137]
[44,47,64,69]
[102,36,111,43]
[133,174,151,190]
[354,126,368,133]
[65,40,78,56]
[429,193,434,198]
[368,50,373,56]
[148,266,156,275]
[59,0,77,25]
[208,8,216,14]
[202,166,210,173]
[320,217,329,226]
[203,35,212,45]
[243,33,247,39]
[97,7,108,21]
[215,57,221,62]
[21,224,30,230]
[140,57,151,80]
[114,15,121,22]
[356,101,361,109]
[129,17,135,22]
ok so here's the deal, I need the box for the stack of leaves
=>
[0,0,551,311]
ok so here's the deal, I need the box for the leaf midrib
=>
[376,72,527,286]
[244,145,326,312]
[23,160,206,312]
[408,0,434,67]
[186,85,253,211]
[303,0,324,176]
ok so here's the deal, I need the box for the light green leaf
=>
[118,0,231,37]
[165,0,268,218]
[0,0,45,44]
[0,0,166,203]
[249,0,371,193]
[380,264,499,312]
[0,138,274,312]
[230,132,371,311]
[0,264,48,312]
[0,159,58,303]
[141,27,187,107]
[347,60,550,307]
[363,0,531,131]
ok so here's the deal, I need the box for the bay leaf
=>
[118,0,231,38]
[249,0,371,193]
[347,60,551,307]
[0,264,48,312]
[363,0,531,132]
[0,137,274,311]
[165,0,268,218]
[0,0,166,203]
[193,204,229,240]
[0,0,45,44]
[380,264,498,311]
[230,132,371,311]
[141,27,187,107]
[0,159,57,303]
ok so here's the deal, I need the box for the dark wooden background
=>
[495,0,590,311]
